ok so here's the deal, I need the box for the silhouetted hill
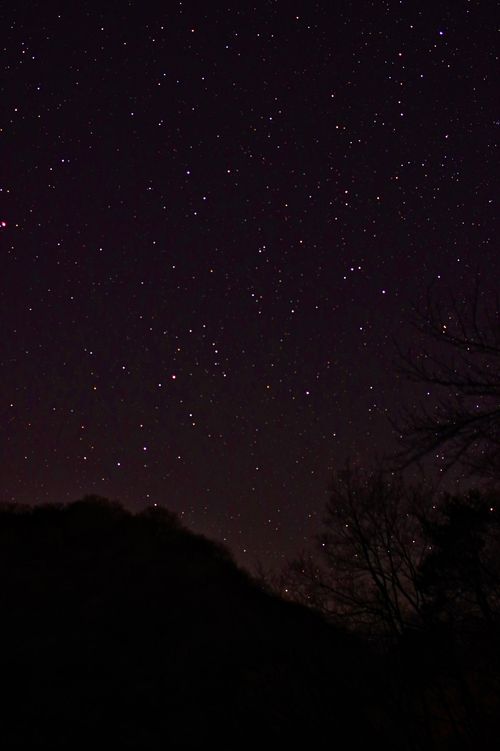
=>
[0,497,392,746]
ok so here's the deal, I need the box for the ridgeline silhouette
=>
[0,496,390,746]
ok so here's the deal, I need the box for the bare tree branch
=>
[393,287,500,477]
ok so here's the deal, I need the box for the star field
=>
[1,1,498,567]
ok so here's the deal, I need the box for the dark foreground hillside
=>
[0,498,391,746]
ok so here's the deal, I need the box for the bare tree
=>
[394,284,500,478]
[282,468,430,638]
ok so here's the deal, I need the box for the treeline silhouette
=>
[278,287,500,749]
[282,470,500,748]
[0,497,393,746]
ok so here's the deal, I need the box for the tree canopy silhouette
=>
[281,469,500,748]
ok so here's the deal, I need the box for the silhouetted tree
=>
[395,285,500,478]
[419,489,500,630]
[282,474,500,748]
[283,468,430,638]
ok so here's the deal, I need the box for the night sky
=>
[1,1,498,567]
